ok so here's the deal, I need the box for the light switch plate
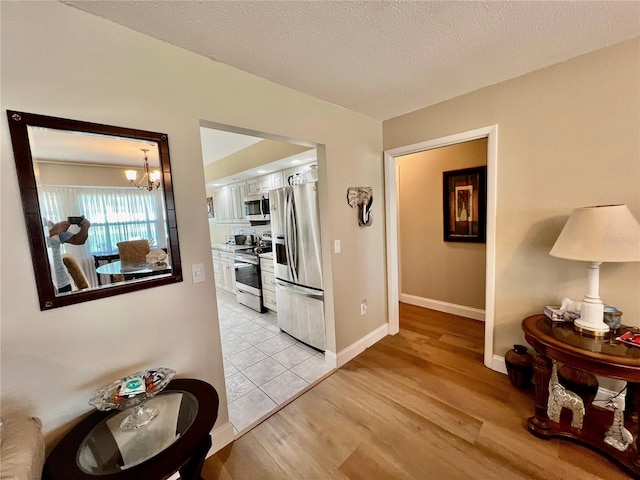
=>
[334,240,341,253]
[191,263,205,283]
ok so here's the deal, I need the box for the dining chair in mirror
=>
[7,110,183,310]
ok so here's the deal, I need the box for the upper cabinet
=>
[211,164,313,226]
[230,182,247,223]
[271,172,285,189]
[246,172,284,196]
[214,181,248,224]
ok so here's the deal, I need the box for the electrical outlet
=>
[191,263,205,284]
[361,299,367,315]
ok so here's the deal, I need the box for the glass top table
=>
[523,315,640,380]
[77,391,198,474]
[96,260,171,278]
[43,378,219,480]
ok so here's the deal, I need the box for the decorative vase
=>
[505,344,534,389]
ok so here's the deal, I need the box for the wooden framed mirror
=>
[7,110,183,310]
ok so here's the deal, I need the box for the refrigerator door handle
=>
[284,189,298,283]
[290,191,298,273]
[275,279,323,301]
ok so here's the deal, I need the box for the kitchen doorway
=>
[383,125,501,372]
[199,124,333,436]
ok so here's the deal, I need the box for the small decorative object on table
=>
[604,390,633,452]
[615,331,640,348]
[543,306,580,323]
[547,360,584,429]
[504,344,533,389]
[89,367,175,431]
[146,248,168,270]
[603,306,623,332]
[544,297,582,322]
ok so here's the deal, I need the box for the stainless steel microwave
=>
[244,194,270,221]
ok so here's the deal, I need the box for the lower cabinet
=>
[212,249,222,288]
[213,249,236,294]
[260,255,277,313]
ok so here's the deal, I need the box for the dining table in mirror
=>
[7,110,183,310]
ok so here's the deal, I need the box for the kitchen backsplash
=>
[231,224,271,239]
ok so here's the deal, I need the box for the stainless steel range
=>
[234,246,271,313]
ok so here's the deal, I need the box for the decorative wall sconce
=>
[347,187,373,227]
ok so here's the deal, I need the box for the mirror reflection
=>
[7,111,182,310]
[30,128,170,294]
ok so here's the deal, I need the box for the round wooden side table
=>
[522,315,640,477]
[43,378,219,480]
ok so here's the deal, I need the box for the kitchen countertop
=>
[258,252,273,260]
[212,243,252,253]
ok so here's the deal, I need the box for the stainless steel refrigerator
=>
[269,182,325,351]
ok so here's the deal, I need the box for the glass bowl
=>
[89,367,175,430]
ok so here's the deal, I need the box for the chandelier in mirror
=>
[125,148,161,191]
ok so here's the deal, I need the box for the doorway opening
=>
[384,125,500,372]
[199,122,333,437]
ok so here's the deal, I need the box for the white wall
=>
[1,2,384,448]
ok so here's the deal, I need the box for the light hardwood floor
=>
[204,303,633,479]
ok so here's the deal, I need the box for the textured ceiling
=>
[63,1,640,120]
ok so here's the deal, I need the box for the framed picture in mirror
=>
[207,196,215,218]
[7,110,183,310]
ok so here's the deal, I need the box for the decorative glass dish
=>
[89,367,176,431]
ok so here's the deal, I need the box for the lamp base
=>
[573,300,609,337]
[574,318,609,337]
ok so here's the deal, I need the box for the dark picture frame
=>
[7,110,183,310]
[207,196,215,218]
[443,166,487,243]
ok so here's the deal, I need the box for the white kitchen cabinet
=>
[247,172,286,195]
[246,176,272,196]
[270,172,284,189]
[213,182,248,225]
[213,249,236,294]
[212,249,222,288]
[229,182,248,223]
[220,251,236,294]
[213,187,231,223]
[260,254,277,312]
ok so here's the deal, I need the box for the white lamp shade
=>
[124,170,137,181]
[150,170,161,183]
[550,205,640,262]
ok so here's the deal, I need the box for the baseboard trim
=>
[491,355,508,375]
[327,323,389,368]
[211,420,235,452]
[400,294,485,321]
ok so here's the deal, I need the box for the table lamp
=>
[550,204,640,335]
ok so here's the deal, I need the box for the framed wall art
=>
[443,166,487,243]
[207,196,215,218]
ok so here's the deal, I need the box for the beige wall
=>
[1,2,384,448]
[384,38,640,356]
[398,139,487,309]
[37,162,133,187]
[204,139,311,183]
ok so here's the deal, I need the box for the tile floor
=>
[216,288,332,435]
